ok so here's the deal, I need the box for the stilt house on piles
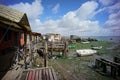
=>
[0,4,31,76]
[0,4,31,53]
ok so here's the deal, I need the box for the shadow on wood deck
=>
[2,67,58,80]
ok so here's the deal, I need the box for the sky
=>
[0,0,120,36]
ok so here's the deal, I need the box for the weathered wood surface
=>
[21,67,58,80]
[2,68,23,80]
[95,57,120,78]
[39,44,65,50]
[38,41,69,58]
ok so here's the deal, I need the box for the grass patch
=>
[70,41,114,49]
[69,41,115,55]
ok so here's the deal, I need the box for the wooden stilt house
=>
[0,4,31,53]
[0,5,31,78]
[32,32,41,44]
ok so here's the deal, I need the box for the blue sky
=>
[0,0,120,36]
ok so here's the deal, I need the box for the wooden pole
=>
[95,59,99,68]
[64,41,68,58]
[102,63,107,73]
[44,41,48,67]
[29,33,32,68]
[24,32,27,56]
[51,42,53,55]
[111,66,117,78]
[24,32,27,69]
[36,35,37,43]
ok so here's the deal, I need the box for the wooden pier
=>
[39,41,69,57]
[95,56,120,79]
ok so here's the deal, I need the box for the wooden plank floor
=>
[2,68,23,80]
[21,67,58,80]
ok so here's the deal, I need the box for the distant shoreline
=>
[80,36,120,42]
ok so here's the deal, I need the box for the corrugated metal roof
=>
[0,4,31,32]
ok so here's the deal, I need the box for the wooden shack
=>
[0,4,31,79]
[31,32,41,44]
[0,4,31,53]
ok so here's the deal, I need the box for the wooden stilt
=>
[44,41,48,67]
[102,63,107,73]
[63,41,68,58]
[51,42,53,55]
[111,66,117,78]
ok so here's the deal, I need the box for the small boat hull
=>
[76,49,97,56]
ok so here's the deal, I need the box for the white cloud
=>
[109,2,120,13]
[103,2,120,36]
[75,1,98,20]
[9,0,44,20]
[9,0,44,32]
[52,3,60,14]
[39,1,110,36]
[8,0,116,36]
[99,0,115,6]
[92,7,106,17]
[104,11,120,30]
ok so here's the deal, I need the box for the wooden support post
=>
[44,41,48,67]
[118,67,120,76]
[95,59,99,68]
[114,57,120,76]
[102,63,107,73]
[24,32,27,69]
[36,36,37,43]
[63,41,68,58]
[28,33,31,54]
[51,42,53,55]
[111,66,117,78]
[29,33,32,68]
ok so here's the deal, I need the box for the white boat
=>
[81,41,90,44]
[92,46,102,50]
[76,49,97,56]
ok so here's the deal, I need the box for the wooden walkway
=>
[2,67,23,80]
[21,67,58,80]
[2,67,58,80]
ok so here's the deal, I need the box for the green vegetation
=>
[54,57,114,80]
[69,41,116,55]
[70,41,112,49]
